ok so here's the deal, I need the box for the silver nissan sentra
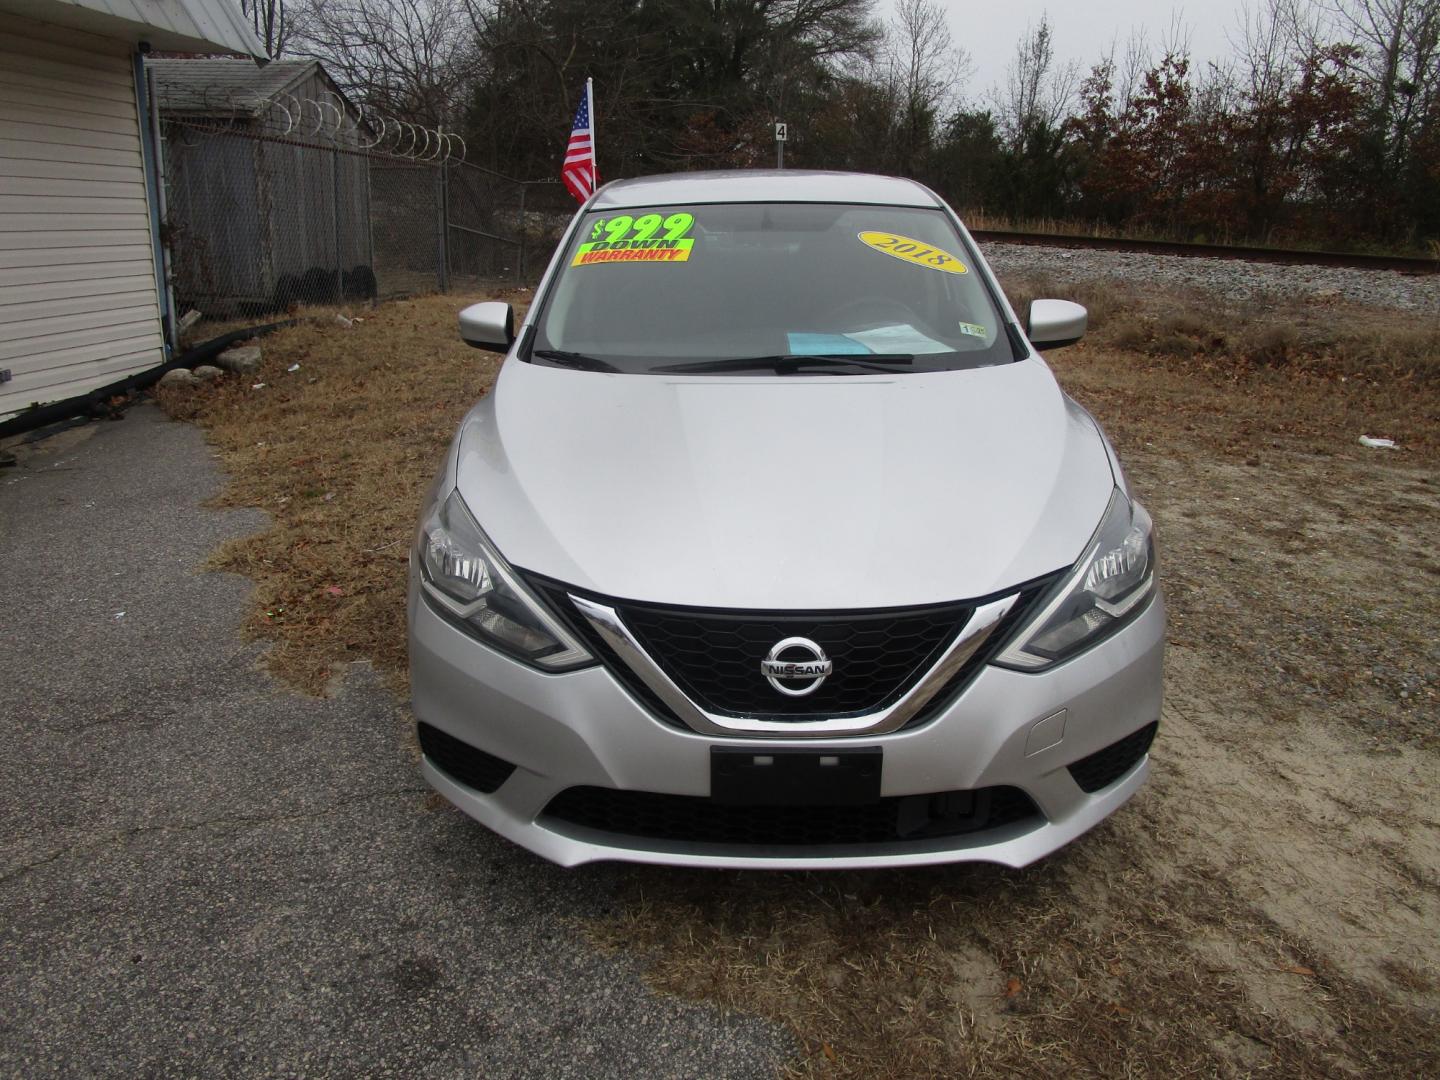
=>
[408,170,1164,869]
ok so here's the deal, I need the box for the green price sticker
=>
[575,212,696,266]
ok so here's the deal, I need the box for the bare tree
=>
[889,0,971,116]
[240,0,295,57]
[291,0,477,126]
[1116,28,1156,113]
[755,0,885,117]
[1230,0,1316,100]
[1089,27,1162,123]
[1329,0,1440,165]
[462,0,588,131]
[990,14,1080,150]
[879,0,971,171]
[1157,11,1196,65]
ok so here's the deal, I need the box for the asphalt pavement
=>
[0,405,790,1077]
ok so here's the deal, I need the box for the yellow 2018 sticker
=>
[573,211,696,266]
[858,231,967,274]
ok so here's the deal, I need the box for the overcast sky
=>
[907,0,1251,104]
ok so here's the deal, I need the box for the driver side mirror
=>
[1027,299,1088,350]
[458,301,515,353]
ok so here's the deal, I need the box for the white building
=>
[0,0,265,424]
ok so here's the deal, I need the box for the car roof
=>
[590,170,945,210]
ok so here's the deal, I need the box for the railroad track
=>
[968,230,1439,275]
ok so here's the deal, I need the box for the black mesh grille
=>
[1067,722,1158,793]
[543,784,1040,848]
[607,601,971,719]
[417,722,516,794]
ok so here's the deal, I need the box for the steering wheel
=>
[817,295,919,331]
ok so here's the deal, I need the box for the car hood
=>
[454,359,1115,609]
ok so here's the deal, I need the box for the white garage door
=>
[0,16,165,423]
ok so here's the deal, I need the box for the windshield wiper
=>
[531,349,621,373]
[655,353,915,375]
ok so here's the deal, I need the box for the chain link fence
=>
[160,121,577,318]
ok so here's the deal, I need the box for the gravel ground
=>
[983,241,1440,310]
[0,408,791,1078]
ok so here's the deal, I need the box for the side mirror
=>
[458,301,515,353]
[1027,299,1088,350]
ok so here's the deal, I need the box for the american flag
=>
[561,80,597,204]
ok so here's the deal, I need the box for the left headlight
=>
[994,489,1156,671]
[416,488,593,670]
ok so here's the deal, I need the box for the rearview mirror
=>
[458,301,515,353]
[1027,299,1088,350]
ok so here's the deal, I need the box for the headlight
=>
[994,489,1155,670]
[417,489,592,670]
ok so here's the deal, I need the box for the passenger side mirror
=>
[1027,299,1088,350]
[458,301,515,353]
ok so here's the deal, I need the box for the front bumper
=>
[408,575,1165,869]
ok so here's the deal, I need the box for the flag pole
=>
[586,77,597,184]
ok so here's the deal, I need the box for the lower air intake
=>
[418,722,516,794]
[1067,722,1158,793]
[542,784,1040,849]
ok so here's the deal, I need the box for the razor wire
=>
[162,85,467,164]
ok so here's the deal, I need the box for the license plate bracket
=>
[710,746,882,806]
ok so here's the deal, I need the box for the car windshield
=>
[529,202,1016,375]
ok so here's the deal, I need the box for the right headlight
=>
[416,488,593,671]
[994,489,1155,671]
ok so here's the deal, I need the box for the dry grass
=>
[591,815,1436,1078]
[157,294,525,692]
[1007,274,1440,454]
[1118,293,1435,385]
[156,279,1440,1077]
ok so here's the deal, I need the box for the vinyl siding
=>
[0,17,164,423]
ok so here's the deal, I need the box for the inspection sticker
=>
[573,211,696,266]
[958,321,988,339]
[858,231,967,274]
